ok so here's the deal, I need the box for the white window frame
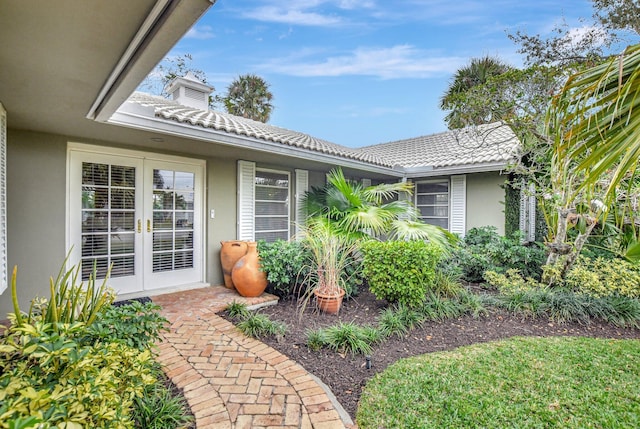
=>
[254,167,290,242]
[415,179,450,230]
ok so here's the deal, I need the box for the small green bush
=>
[362,240,442,308]
[0,322,156,428]
[447,226,547,283]
[565,256,640,298]
[483,269,544,294]
[258,240,309,298]
[87,300,168,351]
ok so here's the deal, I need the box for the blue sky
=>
[163,0,601,148]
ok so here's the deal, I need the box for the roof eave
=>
[88,0,214,122]
[108,107,404,177]
[403,161,513,178]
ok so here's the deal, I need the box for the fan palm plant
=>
[302,168,453,248]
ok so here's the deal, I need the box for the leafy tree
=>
[438,0,640,277]
[544,43,640,275]
[141,53,221,109]
[592,0,640,34]
[440,56,512,129]
[302,168,454,248]
[223,74,274,123]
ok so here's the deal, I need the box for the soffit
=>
[0,0,211,141]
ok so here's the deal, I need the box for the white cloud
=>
[259,45,466,79]
[243,7,343,26]
[185,25,215,40]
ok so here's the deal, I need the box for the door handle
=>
[137,219,142,233]
[147,219,152,233]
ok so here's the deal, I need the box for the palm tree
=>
[440,56,512,129]
[302,168,454,249]
[223,74,274,123]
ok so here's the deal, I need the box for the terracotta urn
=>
[220,240,248,289]
[314,288,346,314]
[231,241,268,297]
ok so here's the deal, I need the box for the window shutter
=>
[0,104,6,294]
[294,169,309,239]
[361,178,371,188]
[450,175,466,236]
[237,160,255,241]
[519,181,527,236]
[527,182,536,242]
[519,181,537,242]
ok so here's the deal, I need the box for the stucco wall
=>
[206,158,236,286]
[2,130,68,318]
[465,171,506,235]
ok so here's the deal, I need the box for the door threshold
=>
[114,282,210,302]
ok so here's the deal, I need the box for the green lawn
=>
[357,336,640,428]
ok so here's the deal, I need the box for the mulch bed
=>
[224,287,640,419]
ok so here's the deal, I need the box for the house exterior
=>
[0,0,518,319]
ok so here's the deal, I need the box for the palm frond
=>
[550,43,640,204]
[388,220,457,250]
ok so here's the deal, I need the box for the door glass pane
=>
[80,162,136,280]
[152,169,195,272]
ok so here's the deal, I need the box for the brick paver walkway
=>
[152,286,351,429]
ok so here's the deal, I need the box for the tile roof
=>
[357,122,520,169]
[128,92,392,167]
[127,93,519,172]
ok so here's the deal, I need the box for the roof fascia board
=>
[88,0,213,122]
[108,109,404,177]
[403,162,510,178]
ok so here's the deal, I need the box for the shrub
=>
[1,258,191,429]
[483,269,544,294]
[87,300,168,351]
[565,256,640,298]
[362,240,442,308]
[0,321,156,428]
[258,240,309,298]
[446,226,546,283]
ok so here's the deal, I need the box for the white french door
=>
[69,147,204,295]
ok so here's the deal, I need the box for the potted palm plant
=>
[299,217,360,315]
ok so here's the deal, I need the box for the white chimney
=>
[165,72,213,110]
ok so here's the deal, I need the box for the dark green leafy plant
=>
[87,300,168,351]
[258,240,310,298]
[447,226,546,283]
[362,240,443,308]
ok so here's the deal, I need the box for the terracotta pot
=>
[220,240,248,289]
[314,289,346,314]
[232,242,268,297]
